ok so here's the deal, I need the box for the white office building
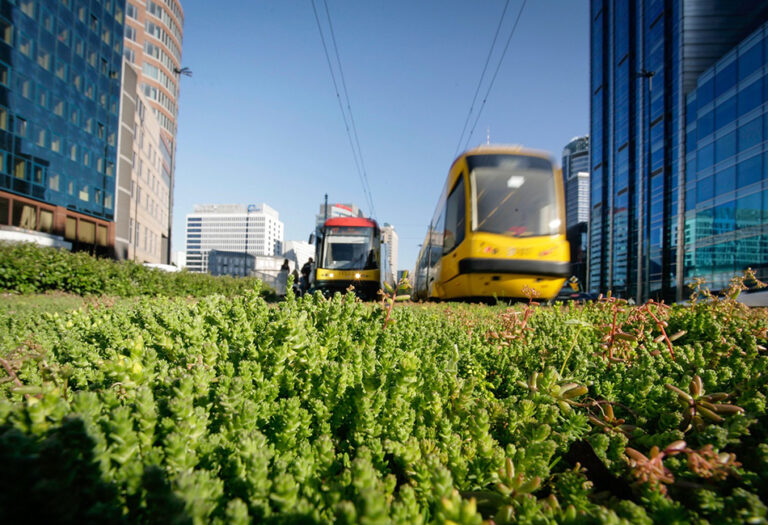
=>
[185,203,284,273]
[381,223,399,283]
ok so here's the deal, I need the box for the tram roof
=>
[324,217,378,228]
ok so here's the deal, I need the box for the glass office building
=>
[590,0,768,301]
[684,21,768,289]
[562,135,590,286]
[0,0,124,254]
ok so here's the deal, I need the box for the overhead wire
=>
[457,0,528,154]
[322,0,376,220]
[454,0,512,157]
[310,0,377,219]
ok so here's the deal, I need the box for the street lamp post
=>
[637,68,655,304]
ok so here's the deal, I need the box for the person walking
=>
[278,259,290,296]
[301,257,314,292]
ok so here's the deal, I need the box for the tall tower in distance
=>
[122,0,184,261]
[562,136,590,231]
[562,136,589,287]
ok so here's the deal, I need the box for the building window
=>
[49,172,59,191]
[16,117,27,137]
[19,0,35,19]
[0,18,12,45]
[79,219,95,243]
[0,61,7,86]
[18,32,32,57]
[14,158,27,180]
[41,8,53,32]
[39,209,53,233]
[0,107,8,131]
[18,75,31,98]
[126,3,138,19]
[13,201,36,229]
[125,25,136,42]
[57,24,70,46]
[65,216,76,240]
[36,127,47,147]
[55,60,67,80]
[37,86,49,108]
[53,98,64,117]
[79,185,89,202]
[37,47,51,70]
[124,48,135,63]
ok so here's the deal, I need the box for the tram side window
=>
[443,176,466,253]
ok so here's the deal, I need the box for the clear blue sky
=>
[172,0,589,272]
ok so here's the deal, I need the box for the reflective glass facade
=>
[0,0,123,222]
[590,0,768,301]
[684,22,768,289]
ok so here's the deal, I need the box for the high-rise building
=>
[113,61,170,263]
[0,0,124,254]
[562,136,590,286]
[184,203,284,274]
[684,19,768,290]
[589,0,768,301]
[562,136,590,229]
[122,0,183,262]
[380,223,398,284]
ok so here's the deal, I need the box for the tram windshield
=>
[322,226,378,270]
[470,156,559,237]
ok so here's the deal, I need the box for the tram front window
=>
[323,227,377,270]
[471,161,559,237]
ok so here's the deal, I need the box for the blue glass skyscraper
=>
[0,0,123,254]
[590,0,768,301]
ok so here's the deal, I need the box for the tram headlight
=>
[328,273,334,278]
[354,273,361,279]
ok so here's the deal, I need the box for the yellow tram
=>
[413,145,570,301]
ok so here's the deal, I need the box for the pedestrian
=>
[301,257,314,292]
[278,259,290,296]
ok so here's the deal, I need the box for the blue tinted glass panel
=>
[739,116,762,151]
[715,95,736,129]
[698,110,714,139]
[696,208,713,239]
[737,155,762,188]
[697,176,713,202]
[697,142,714,170]
[739,79,762,116]
[739,41,763,81]
[715,131,736,163]
[715,166,735,195]
[686,96,697,123]
[686,187,696,211]
[736,192,762,230]
[686,129,697,151]
[714,202,735,234]
[715,61,737,98]
[698,77,714,108]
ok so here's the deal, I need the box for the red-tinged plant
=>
[625,440,687,495]
[686,444,741,481]
[588,402,638,437]
[665,375,745,432]
[626,440,741,496]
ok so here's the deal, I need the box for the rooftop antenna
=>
[486,126,491,145]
